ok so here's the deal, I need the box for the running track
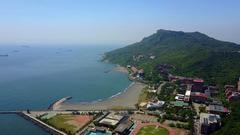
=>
[131,122,175,135]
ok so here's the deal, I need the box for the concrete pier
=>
[48,96,72,110]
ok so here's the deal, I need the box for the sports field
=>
[44,114,93,135]
[137,125,169,135]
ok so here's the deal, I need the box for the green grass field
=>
[45,114,77,135]
[137,125,169,135]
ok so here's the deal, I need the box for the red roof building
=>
[130,67,138,77]
[193,79,204,83]
[192,78,204,93]
[191,92,208,103]
[228,92,240,102]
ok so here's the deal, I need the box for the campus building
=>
[200,113,221,135]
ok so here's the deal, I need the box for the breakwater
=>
[48,96,72,110]
[19,112,67,135]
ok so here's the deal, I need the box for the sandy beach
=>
[114,65,129,74]
[55,82,146,111]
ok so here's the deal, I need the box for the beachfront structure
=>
[127,65,131,68]
[200,113,221,135]
[147,89,157,93]
[207,105,229,115]
[131,66,138,76]
[139,102,147,108]
[130,66,144,78]
[146,100,165,110]
[138,69,144,78]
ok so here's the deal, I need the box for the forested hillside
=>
[104,29,240,85]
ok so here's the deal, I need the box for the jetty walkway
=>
[48,96,72,110]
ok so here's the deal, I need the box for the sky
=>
[0,0,240,45]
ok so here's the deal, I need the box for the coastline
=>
[54,82,146,111]
[114,65,129,74]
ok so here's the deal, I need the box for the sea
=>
[0,45,131,135]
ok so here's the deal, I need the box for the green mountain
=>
[104,29,240,85]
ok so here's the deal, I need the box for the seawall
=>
[19,112,67,135]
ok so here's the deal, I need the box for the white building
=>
[147,100,165,110]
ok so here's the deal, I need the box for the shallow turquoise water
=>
[0,45,130,134]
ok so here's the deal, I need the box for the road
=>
[157,81,167,94]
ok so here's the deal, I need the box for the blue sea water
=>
[0,114,50,135]
[0,45,131,135]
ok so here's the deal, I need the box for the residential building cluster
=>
[225,78,240,102]
[168,75,231,135]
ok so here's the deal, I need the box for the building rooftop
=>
[99,113,124,126]
[114,120,133,133]
[193,79,204,83]
[191,92,208,98]
[147,100,165,109]
[99,118,119,126]
[171,101,189,107]
[138,69,144,73]
[185,90,191,96]
[175,94,185,101]
[131,67,138,73]
[106,113,124,121]
[200,113,221,125]
[208,105,229,113]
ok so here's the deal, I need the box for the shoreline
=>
[54,82,146,111]
[114,65,129,74]
[56,66,132,105]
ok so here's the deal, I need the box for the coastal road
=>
[54,82,146,111]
